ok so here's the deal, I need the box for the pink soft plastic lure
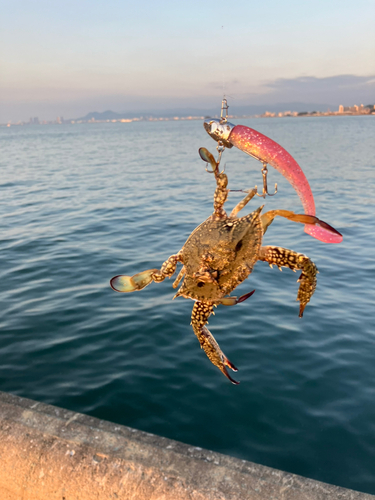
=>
[204,120,342,244]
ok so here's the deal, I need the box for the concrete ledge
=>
[0,391,373,500]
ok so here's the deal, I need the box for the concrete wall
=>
[0,391,373,500]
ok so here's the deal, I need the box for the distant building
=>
[338,105,344,113]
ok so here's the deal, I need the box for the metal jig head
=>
[255,162,278,198]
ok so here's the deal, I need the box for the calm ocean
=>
[1,116,374,493]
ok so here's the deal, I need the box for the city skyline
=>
[1,0,374,123]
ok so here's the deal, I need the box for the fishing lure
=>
[203,99,342,244]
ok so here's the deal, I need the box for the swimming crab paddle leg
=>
[198,147,218,173]
[110,255,180,293]
[110,269,159,292]
[191,301,239,384]
[203,119,343,244]
[258,246,318,318]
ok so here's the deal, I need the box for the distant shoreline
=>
[3,106,374,127]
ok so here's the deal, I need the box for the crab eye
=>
[197,282,205,288]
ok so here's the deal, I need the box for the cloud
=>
[261,75,375,105]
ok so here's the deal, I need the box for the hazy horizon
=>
[1,0,374,123]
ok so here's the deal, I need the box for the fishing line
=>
[220,25,234,112]
[221,25,226,101]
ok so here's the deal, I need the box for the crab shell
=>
[176,207,263,302]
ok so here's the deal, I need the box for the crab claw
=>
[201,327,239,385]
[217,290,255,306]
[110,269,158,293]
[223,365,240,385]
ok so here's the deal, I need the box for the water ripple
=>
[1,118,375,494]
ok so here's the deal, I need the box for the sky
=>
[1,0,374,122]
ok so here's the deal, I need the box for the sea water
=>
[1,116,374,493]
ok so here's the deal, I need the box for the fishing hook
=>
[255,162,278,198]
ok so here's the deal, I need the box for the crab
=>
[110,147,341,384]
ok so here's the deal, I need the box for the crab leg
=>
[258,246,317,317]
[110,255,179,293]
[261,209,343,238]
[191,302,239,384]
[199,147,230,219]
[229,188,257,218]
[172,266,185,288]
[204,120,343,244]
[213,172,229,219]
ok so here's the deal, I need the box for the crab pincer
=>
[191,302,241,384]
[200,325,240,385]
